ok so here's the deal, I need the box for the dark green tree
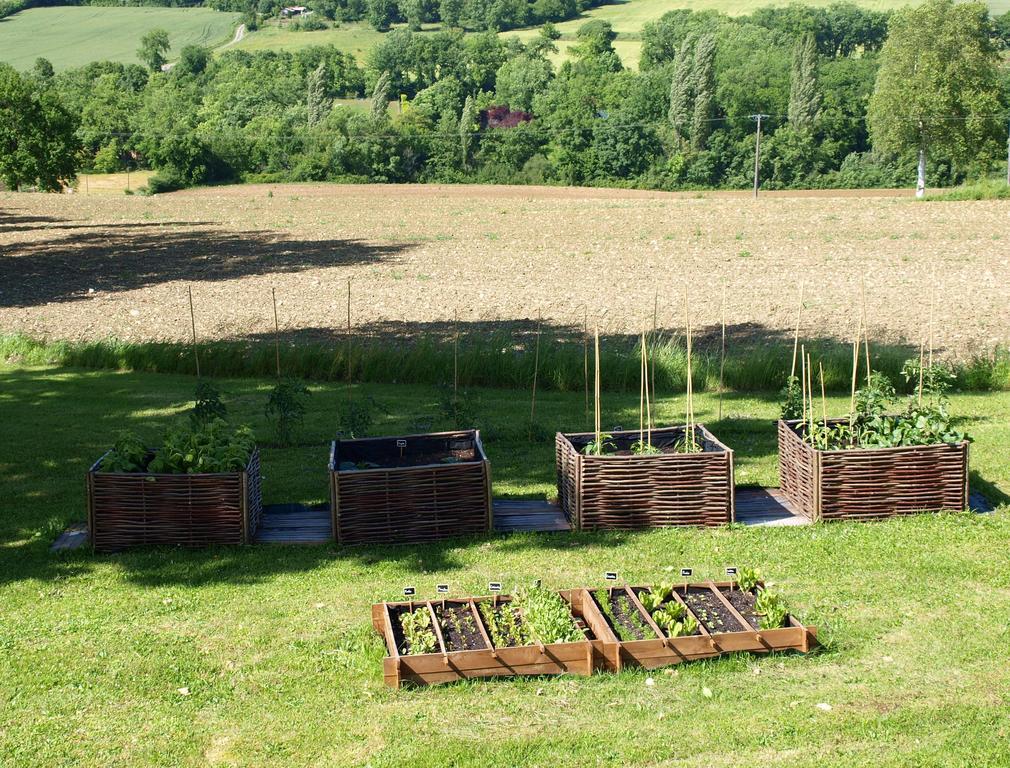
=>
[690,33,715,150]
[788,32,820,131]
[439,0,463,27]
[668,38,693,146]
[138,28,171,72]
[307,61,329,126]
[0,64,80,191]
[868,0,1002,196]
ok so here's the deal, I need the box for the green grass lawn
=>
[0,6,240,71]
[228,20,386,62]
[3,363,1010,766]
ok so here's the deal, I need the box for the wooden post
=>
[271,287,281,378]
[530,311,541,442]
[187,286,200,378]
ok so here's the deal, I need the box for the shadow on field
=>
[0,210,414,308]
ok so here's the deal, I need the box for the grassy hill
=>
[0,6,240,71]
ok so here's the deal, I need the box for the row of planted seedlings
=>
[373,569,816,688]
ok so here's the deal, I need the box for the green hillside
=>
[0,6,240,71]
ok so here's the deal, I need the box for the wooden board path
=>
[50,489,995,550]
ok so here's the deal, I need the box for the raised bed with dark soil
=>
[330,430,492,546]
[556,425,735,531]
[372,591,603,688]
[778,418,969,522]
[591,588,658,642]
[724,588,761,630]
[681,586,747,634]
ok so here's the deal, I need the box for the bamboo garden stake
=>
[800,344,808,431]
[928,265,936,367]
[583,307,589,425]
[684,290,696,452]
[719,285,726,422]
[860,277,870,386]
[345,278,352,387]
[819,361,828,435]
[644,332,653,447]
[918,340,925,406]
[529,311,542,441]
[271,287,282,378]
[187,286,200,379]
[790,283,805,379]
[594,325,601,449]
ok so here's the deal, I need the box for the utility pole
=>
[750,114,769,198]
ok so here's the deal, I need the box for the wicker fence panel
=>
[89,449,261,552]
[777,420,818,522]
[330,430,492,545]
[556,426,733,530]
[556,433,580,527]
[778,420,968,521]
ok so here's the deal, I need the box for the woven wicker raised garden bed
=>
[584,581,816,672]
[372,590,605,688]
[778,419,969,522]
[87,449,263,553]
[329,430,492,545]
[556,426,735,530]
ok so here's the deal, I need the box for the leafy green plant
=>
[103,422,255,474]
[511,585,583,644]
[438,387,479,429]
[651,601,686,632]
[736,566,761,593]
[191,380,226,426]
[780,375,803,420]
[148,421,255,474]
[754,590,788,630]
[265,378,310,445]
[478,601,530,648]
[399,607,438,654]
[102,432,147,472]
[337,396,380,438]
[631,439,663,455]
[582,433,615,456]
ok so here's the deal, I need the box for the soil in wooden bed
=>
[591,589,657,641]
[681,587,746,634]
[434,603,488,651]
[630,588,703,637]
[723,589,761,630]
[388,605,436,655]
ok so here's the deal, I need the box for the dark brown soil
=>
[593,589,656,641]
[389,605,434,655]
[434,602,488,652]
[631,588,703,638]
[724,589,761,630]
[681,587,746,634]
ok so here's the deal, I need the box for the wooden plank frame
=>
[88,448,263,553]
[375,590,607,688]
[585,580,817,672]
[778,419,969,522]
[329,430,492,546]
[556,425,735,530]
[374,582,816,686]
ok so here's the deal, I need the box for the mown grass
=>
[2,363,1010,766]
[4,331,1009,396]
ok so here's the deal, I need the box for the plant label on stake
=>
[488,582,502,593]
[726,567,738,577]
[680,568,693,578]
[396,438,406,458]
[604,572,618,581]
[436,584,449,594]
[403,586,416,598]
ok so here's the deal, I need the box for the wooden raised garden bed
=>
[371,589,606,688]
[778,418,969,522]
[585,581,815,671]
[87,449,263,553]
[330,430,492,545]
[556,426,735,530]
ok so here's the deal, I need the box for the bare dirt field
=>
[1,183,1008,354]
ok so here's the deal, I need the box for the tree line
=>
[2,0,1008,194]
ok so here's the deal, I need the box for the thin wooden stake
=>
[583,308,589,425]
[807,352,815,441]
[639,332,646,438]
[718,285,726,422]
[800,344,807,431]
[685,289,695,451]
[594,325,601,448]
[790,283,805,379]
[819,361,828,427]
[928,265,936,368]
[849,338,859,431]
[187,286,200,379]
[346,278,352,387]
[643,331,653,447]
[271,287,281,379]
[529,311,541,442]
[918,340,925,407]
[860,277,870,386]
[651,291,658,403]
[453,307,459,395]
